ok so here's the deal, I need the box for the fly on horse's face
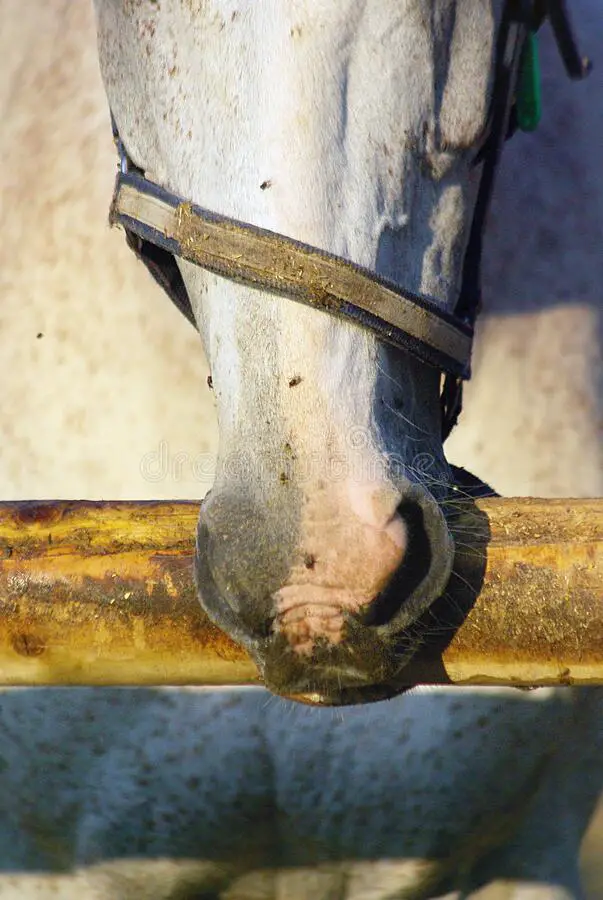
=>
[92,0,580,703]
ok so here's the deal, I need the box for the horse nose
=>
[195,479,453,666]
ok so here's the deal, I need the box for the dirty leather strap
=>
[110,171,473,380]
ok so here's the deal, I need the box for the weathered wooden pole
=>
[0,498,600,688]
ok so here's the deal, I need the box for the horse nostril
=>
[360,500,433,628]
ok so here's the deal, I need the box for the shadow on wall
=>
[479,16,603,440]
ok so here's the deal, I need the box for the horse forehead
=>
[96,0,499,165]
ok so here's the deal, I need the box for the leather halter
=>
[108,0,590,440]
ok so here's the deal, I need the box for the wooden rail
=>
[0,499,600,688]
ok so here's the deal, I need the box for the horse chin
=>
[280,683,414,707]
[260,639,418,707]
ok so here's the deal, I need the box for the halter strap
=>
[110,172,474,379]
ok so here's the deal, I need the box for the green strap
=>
[517,31,542,132]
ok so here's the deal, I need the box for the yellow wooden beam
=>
[0,498,600,687]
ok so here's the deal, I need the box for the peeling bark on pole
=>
[0,499,600,688]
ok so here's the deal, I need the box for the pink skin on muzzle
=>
[274,481,409,655]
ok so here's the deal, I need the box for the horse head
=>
[93,0,588,703]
